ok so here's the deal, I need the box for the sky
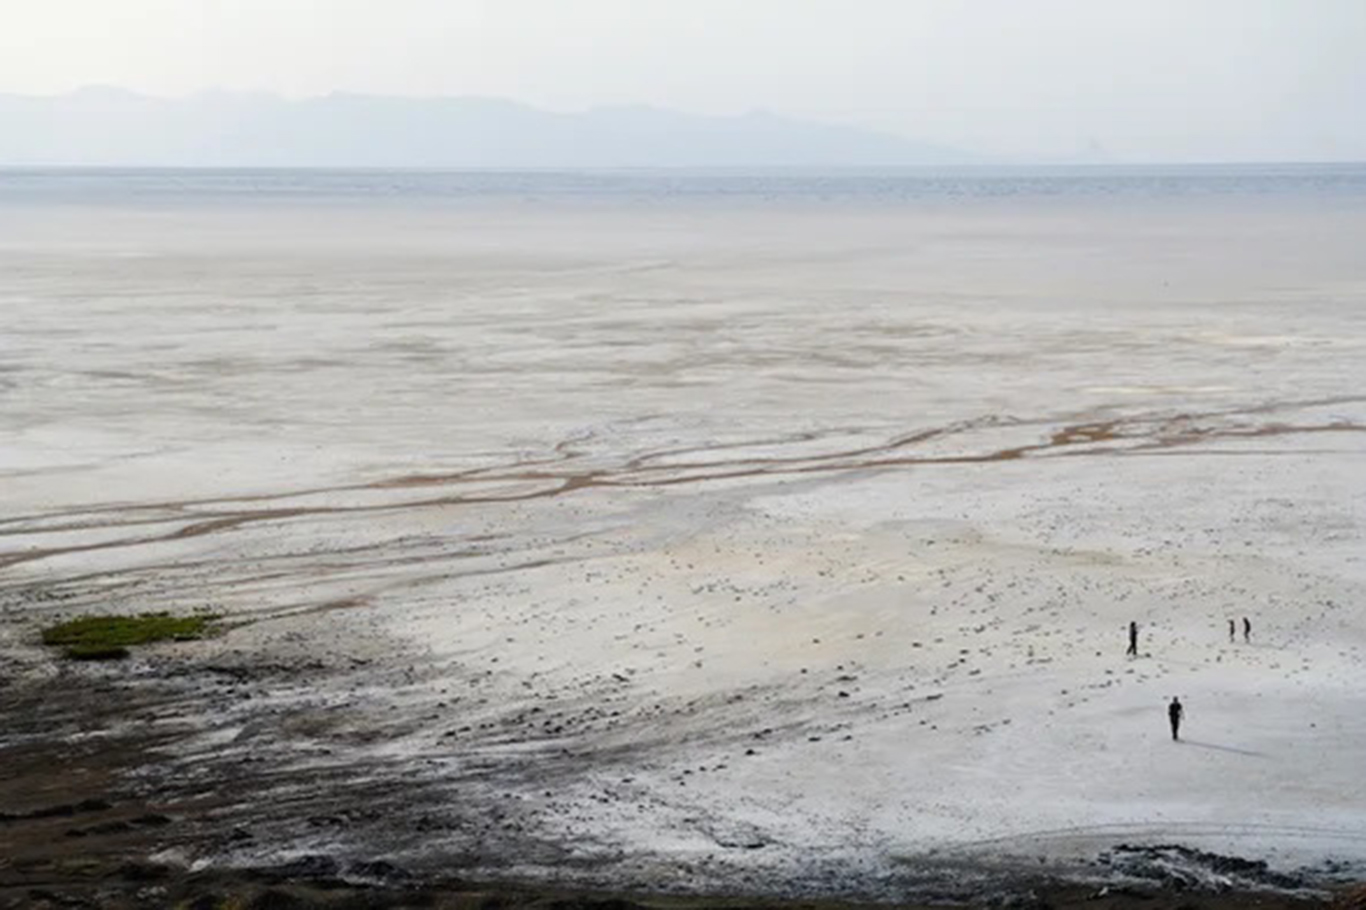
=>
[2,0,1364,162]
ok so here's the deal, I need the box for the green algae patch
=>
[41,612,218,660]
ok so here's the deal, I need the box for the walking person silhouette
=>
[1168,697,1184,741]
[1126,621,1138,657]
[1243,617,1251,643]
[1228,619,1236,642]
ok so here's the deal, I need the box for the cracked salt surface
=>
[2,179,1365,894]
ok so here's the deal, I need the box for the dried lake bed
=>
[2,174,1366,900]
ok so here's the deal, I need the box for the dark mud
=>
[2,858,1355,910]
[0,654,593,876]
[2,664,1359,909]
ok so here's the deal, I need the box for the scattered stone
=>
[345,859,411,884]
[248,889,308,910]
[261,854,340,882]
[1109,843,1308,891]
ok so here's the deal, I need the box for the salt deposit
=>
[2,175,1364,892]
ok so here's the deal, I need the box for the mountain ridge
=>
[0,87,969,168]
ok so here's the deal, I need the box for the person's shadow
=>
[1179,739,1268,758]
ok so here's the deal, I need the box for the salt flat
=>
[2,173,1365,894]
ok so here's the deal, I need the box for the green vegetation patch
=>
[41,612,218,660]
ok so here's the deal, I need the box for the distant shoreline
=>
[4,163,1366,212]
[3,161,1366,172]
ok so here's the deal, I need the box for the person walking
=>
[1228,618,1236,642]
[1127,621,1139,657]
[1168,697,1184,741]
[1243,617,1251,643]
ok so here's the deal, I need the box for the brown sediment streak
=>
[168,511,308,539]
[1,403,1362,572]
[368,449,582,488]
[0,450,574,532]
[0,481,585,570]
[1049,423,1122,446]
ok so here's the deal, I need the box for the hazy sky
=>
[3,0,1364,161]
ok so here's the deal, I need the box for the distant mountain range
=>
[0,87,969,168]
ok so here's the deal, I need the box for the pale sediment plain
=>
[2,174,1365,898]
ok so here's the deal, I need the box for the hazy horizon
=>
[2,1,1364,165]
[2,86,1365,168]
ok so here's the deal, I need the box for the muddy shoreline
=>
[4,874,1354,910]
[2,658,1359,910]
